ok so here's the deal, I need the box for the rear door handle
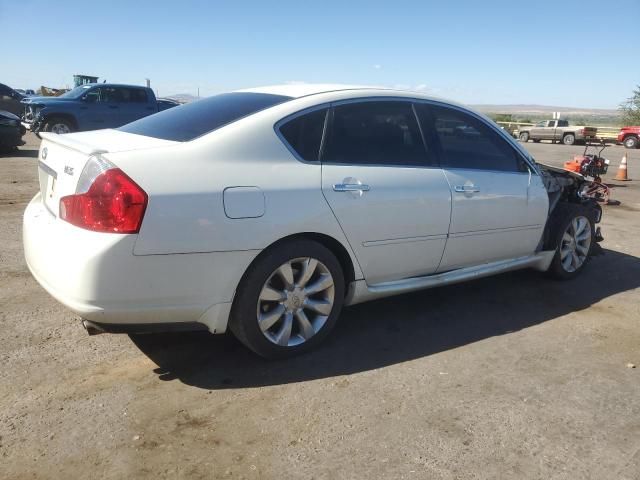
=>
[333,183,371,192]
[454,185,480,193]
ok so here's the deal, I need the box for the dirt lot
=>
[1,134,640,479]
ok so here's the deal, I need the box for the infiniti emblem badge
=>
[41,147,48,160]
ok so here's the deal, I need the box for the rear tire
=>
[546,204,596,280]
[563,133,576,145]
[519,132,529,142]
[623,136,639,149]
[533,139,541,143]
[229,239,345,359]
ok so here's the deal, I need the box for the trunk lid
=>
[37,130,176,217]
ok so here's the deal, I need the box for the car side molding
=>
[345,251,555,306]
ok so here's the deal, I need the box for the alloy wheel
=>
[256,257,335,347]
[559,216,591,273]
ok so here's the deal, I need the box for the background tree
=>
[620,85,640,125]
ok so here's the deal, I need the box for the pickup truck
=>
[518,120,597,145]
[617,126,640,149]
[21,84,178,135]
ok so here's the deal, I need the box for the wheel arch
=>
[42,112,78,130]
[236,232,359,300]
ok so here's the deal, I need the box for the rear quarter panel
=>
[108,111,364,280]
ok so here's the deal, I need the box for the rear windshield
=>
[119,92,292,141]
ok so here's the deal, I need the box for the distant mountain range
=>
[473,104,619,117]
[163,93,199,103]
[162,95,621,121]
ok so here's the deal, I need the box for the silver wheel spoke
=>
[260,285,285,302]
[576,243,589,255]
[277,263,294,289]
[571,251,580,268]
[257,256,335,348]
[576,230,590,242]
[304,298,332,315]
[562,253,573,270]
[258,305,285,332]
[275,312,293,346]
[297,258,318,287]
[304,274,334,295]
[294,310,315,340]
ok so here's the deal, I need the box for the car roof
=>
[237,83,445,101]
[81,83,149,89]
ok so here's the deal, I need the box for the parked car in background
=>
[15,89,36,97]
[518,120,597,145]
[0,83,25,116]
[617,126,640,149]
[21,84,179,135]
[23,85,604,358]
[0,110,26,152]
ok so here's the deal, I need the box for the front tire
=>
[43,117,74,134]
[623,136,639,149]
[230,240,345,359]
[519,132,530,142]
[546,204,595,279]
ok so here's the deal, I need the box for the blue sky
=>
[2,0,638,108]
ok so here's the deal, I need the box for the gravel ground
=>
[1,133,639,479]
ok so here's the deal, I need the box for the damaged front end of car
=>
[21,101,46,135]
[539,163,605,247]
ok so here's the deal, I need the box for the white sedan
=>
[23,85,603,358]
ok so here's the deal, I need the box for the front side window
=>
[278,108,327,162]
[421,105,524,173]
[323,101,428,166]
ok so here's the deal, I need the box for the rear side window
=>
[278,108,327,162]
[119,92,292,142]
[323,101,429,166]
[119,88,148,103]
[419,104,523,172]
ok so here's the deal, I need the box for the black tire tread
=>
[229,239,345,359]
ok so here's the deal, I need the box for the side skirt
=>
[345,251,555,306]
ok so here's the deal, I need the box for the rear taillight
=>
[59,156,147,233]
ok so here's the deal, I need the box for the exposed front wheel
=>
[519,132,530,142]
[623,136,639,149]
[562,133,576,145]
[43,117,74,134]
[230,240,345,359]
[547,204,595,279]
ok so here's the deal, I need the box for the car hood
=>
[39,129,179,154]
[0,110,20,121]
[22,96,76,104]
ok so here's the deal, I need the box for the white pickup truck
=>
[518,120,597,145]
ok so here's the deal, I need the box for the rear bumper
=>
[23,194,258,333]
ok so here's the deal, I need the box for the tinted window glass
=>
[116,88,148,103]
[324,101,428,166]
[119,92,292,141]
[279,108,327,162]
[421,105,522,172]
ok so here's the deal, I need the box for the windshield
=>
[118,92,293,142]
[59,85,94,99]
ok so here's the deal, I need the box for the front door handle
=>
[454,185,480,193]
[333,183,371,192]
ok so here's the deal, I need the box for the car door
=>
[321,100,452,285]
[417,103,548,271]
[78,87,118,130]
[117,87,156,125]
